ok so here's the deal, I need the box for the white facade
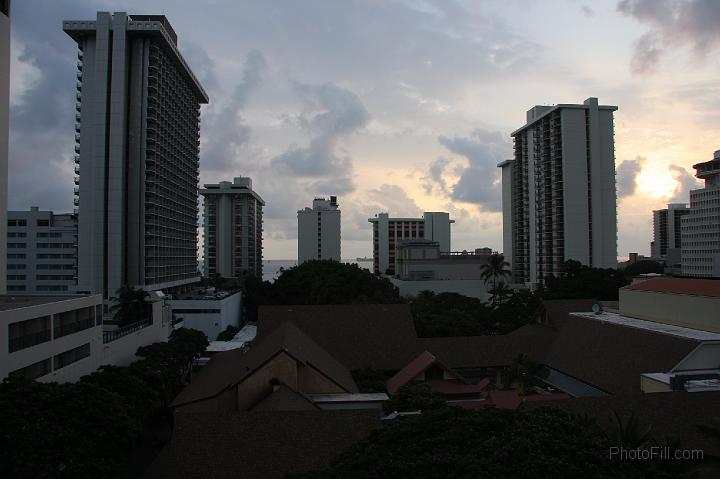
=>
[201,177,264,278]
[681,151,720,278]
[298,197,341,263]
[0,294,103,382]
[500,97,618,285]
[0,1,10,295]
[64,13,209,299]
[6,208,78,294]
[368,212,453,275]
[651,203,689,265]
[169,290,242,340]
[0,291,173,383]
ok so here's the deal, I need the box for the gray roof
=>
[145,410,380,479]
[257,304,420,371]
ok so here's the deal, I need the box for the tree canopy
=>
[623,260,664,277]
[543,260,629,301]
[243,260,403,321]
[289,407,644,479]
[0,328,208,479]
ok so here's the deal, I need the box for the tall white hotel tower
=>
[298,197,341,264]
[64,13,209,299]
[499,97,618,285]
[0,0,10,295]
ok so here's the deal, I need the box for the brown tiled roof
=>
[540,300,700,395]
[524,391,720,458]
[251,385,319,412]
[257,304,420,370]
[171,321,358,408]
[623,277,720,297]
[417,329,555,370]
[145,410,381,479]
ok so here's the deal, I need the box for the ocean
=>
[262,259,374,282]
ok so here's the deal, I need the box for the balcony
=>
[74,154,80,164]
[74,165,80,175]
[102,319,152,344]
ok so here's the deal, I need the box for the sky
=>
[7,0,720,260]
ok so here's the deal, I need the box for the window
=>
[7,264,26,270]
[37,220,50,227]
[7,253,26,259]
[7,219,27,227]
[54,307,95,338]
[7,275,26,281]
[8,315,51,352]
[36,285,69,292]
[54,343,91,370]
[7,232,27,238]
[7,285,26,292]
[9,359,52,380]
[8,243,26,249]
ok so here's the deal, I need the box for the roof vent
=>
[592,303,603,315]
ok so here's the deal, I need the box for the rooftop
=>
[571,311,720,341]
[623,277,720,298]
[0,294,96,312]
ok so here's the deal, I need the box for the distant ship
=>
[355,256,372,262]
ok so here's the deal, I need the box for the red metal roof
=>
[487,390,522,410]
[386,351,440,395]
[426,378,491,395]
[623,277,720,298]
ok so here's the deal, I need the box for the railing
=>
[103,319,151,344]
[54,318,94,339]
[8,330,52,353]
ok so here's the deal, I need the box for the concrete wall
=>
[100,301,171,367]
[619,289,720,333]
[0,2,9,295]
[672,342,720,371]
[640,375,672,393]
[561,108,591,268]
[500,161,513,267]
[169,292,242,340]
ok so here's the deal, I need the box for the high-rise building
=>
[651,203,689,265]
[6,208,78,294]
[499,97,618,285]
[63,13,209,299]
[298,197,341,263]
[200,177,264,279]
[0,1,11,295]
[681,150,720,278]
[368,212,453,275]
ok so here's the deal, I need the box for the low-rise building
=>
[168,288,242,340]
[368,212,453,275]
[390,240,495,299]
[618,277,720,333]
[1,291,172,383]
[1,294,101,382]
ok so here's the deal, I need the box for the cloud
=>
[421,157,451,194]
[618,0,720,73]
[617,156,645,197]
[668,164,700,202]
[365,184,423,217]
[270,82,369,193]
[435,129,510,212]
[200,49,267,174]
[580,5,596,17]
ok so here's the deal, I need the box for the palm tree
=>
[480,253,511,306]
[503,353,545,395]
[489,282,513,306]
[109,286,150,326]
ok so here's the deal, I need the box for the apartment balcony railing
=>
[103,319,151,344]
